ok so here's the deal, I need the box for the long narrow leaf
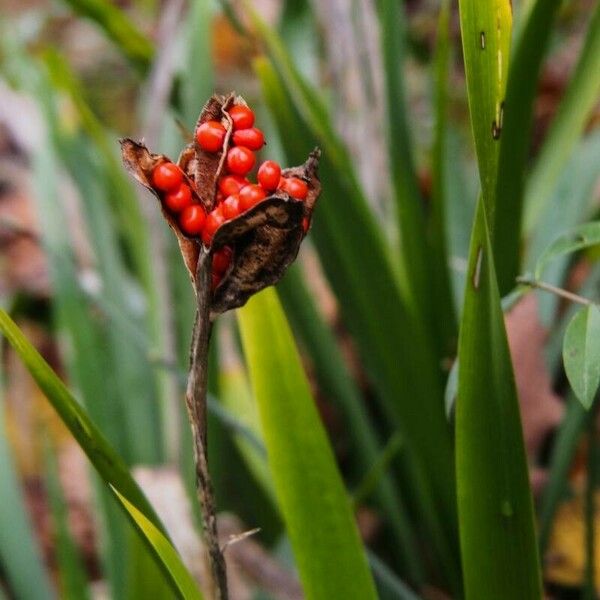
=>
[430,0,458,349]
[456,199,542,598]
[110,487,203,600]
[493,0,563,292]
[277,265,423,582]
[238,288,377,600]
[457,0,512,228]
[377,0,436,339]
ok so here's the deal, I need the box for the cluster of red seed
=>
[150,104,309,289]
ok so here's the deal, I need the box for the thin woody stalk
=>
[185,247,228,600]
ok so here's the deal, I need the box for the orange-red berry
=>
[165,183,193,212]
[152,162,183,192]
[226,146,255,176]
[222,195,240,220]
[219,175,248,197]
[232,128,264,150]
[202,209,225,245]
[257,160,281,191]
[179,204,207,235]
[212,246,232,275]
[280,176,308,200]
[196,120,226,152]
[239,184,266,211]
[229,105,254,130]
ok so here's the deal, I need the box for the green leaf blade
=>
[458,0,512,224]
[237,288,377,600]
[456,200,542,599]
[493,0,563,291]
[110,487,203,600]
[563,305,600,409]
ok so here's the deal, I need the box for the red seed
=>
[257,160,281,191]
[226,146,255,176]
[239,184,267,211]
[302,216,310,233]
[211,272,222,291]
[219,175,249,197]
[229,105,255,130]
[196,120,226,152]
[152,162,183,192]
[202,209,225,245]
[232,128,264,150]
[165,183,193,212]
[281,176,308,200]
[212,246,233,275]
[179,204,207,235]
[221,195,240,220]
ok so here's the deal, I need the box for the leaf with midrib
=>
[563,305,600,409]
[457,199,542,599]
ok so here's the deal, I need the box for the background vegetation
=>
[0,0,599,598]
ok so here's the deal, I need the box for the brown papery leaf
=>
[120,138,200,281]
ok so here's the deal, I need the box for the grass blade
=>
[493,0,563,292]
[238,288,377,600]
[377,0,438,339]
[457,0,512,228]
[277,265,423,582]
[110,487,203,600]
[429,0,458,349]
[524,3,600,233]
[456,199,542,599]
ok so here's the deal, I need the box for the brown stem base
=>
[185,247,228,600]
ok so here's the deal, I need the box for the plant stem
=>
[516,276,594,307]
[185,247,228,600]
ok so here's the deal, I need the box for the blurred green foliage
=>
[0,0,599,598]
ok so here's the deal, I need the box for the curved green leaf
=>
[110,487,203,600]
[563,306,600,410]
[457,199,542,599]
[237,288,377,600]
[534,221,600,280]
